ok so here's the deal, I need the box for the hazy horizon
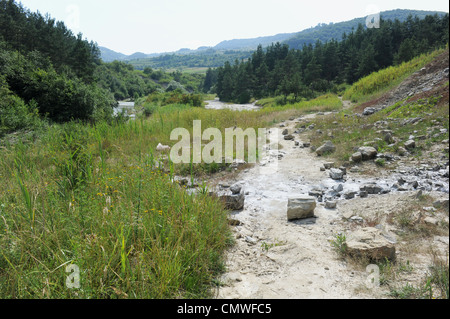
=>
[18,0,450,55]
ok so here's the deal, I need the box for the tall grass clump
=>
[0,116,233,299]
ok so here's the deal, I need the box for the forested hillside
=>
[0,0,205,137]
[100,9,446,72]
[284,9,447,50]
[0,0,116,135]
[126,49,252,71]
[215,14,449,103]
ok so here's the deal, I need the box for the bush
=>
[0,83,42,137]
[165,80,187,93]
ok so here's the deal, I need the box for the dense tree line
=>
[127,50,252,70]
[215,14,449,103]
[0,0,205,136]
[284,9,446,50]
[0,0,116,132]
[95,61,205,100]
[0,0,100,82]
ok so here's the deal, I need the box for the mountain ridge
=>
[100,9,448,64]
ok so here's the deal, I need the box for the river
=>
[114,101,136,120]
[205,98,261,111]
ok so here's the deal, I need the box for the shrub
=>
[0,83,42,137]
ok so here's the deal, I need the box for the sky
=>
[18,0,450,55]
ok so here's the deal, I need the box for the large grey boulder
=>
[358,147,378,161]
[351,152,363,163]
[316,141,336,156]
[382,131,395,144]
[287,196,316,221]
[360,183,383,195]
[363,107,377,116]
[329,168,345,180]
[218,185,245,211]
[346,227,396,261]
[404,140,416,150]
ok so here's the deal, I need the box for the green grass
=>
[257,93,343,112]
[2,93,320,298]
[0,116,238,299]
[390,254,449,299]
[306,95,449,165]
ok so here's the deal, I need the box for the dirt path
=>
[214,114,381,299]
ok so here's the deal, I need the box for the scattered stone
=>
[320,166,326,172]
[230,184,242,195]
[156,143,171,152]
[228,219,242,226]
[325,201,337,209]
[359,191,368,198]
[218,187,245,211]
[397,147,408,156]
[433,199,449,210]
[316,141,336,156]
[350,215,364,223]
[329,168,345,180]
[344,191,357,200]
[350,167,360,173]
[363,107,377,116]
[282,129,289,136]
[332,184,344,193]
[351,152,363,163]
[324,162,335,169]
[346,227,396,261]
[383,131,395,144]
[287,196,317,221]
[410,180,419,189]
[358,147,378,161]
[284,134,295,141]
[309,189,324,198]
[360,183,383,195]
[342,211,355,220]
[404,140,416,150]
[424,217,439,226]
[245,236,257,245]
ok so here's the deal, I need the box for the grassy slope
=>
[0,119,235,299]
[309,48,449,166]
[343,49,445,104]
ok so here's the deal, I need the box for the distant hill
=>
[284,9,447,50]
[100,9,448,67]
[99,47,127,62]
[213,33,295,51]
[99,47,165,63]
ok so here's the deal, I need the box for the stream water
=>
[205,98,261,111]
[114,101,136,120]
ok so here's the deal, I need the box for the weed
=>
[330,232,348,257]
